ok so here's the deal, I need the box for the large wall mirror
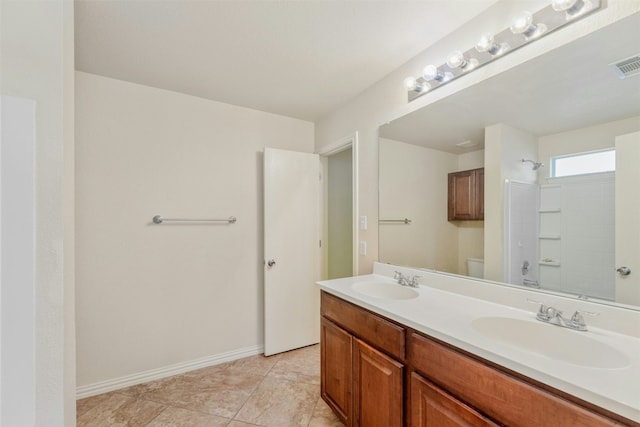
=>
[378,12,640,309]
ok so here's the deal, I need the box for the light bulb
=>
[475,33,507,56]
[552,0,578,10]
[446,51,467,69]
[403,76,427,92]
[423,65,453,83]
[423,65,439,81]
[510,11,534,34]
[475,33,495,52]
[551,0,590,17]
[446,51,478,71]
[510,11,547,38]
[403,76,418,91]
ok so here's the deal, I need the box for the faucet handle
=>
[394,271,402,280]
[409,276,421,287]
[527,298,554,319]
[570,309,599,325]
[527,298,547,312]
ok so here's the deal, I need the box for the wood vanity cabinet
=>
[448,167,484,221]
[410,372,498,427]
[353,338,403,427]
[409,333,621,427]
[321,292,404,427]
[320,291,638,427]
[321,318,353,425]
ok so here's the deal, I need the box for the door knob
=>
[267,259,276,268]
[617,266,631,276]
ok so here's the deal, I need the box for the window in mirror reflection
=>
[551,148,616,178]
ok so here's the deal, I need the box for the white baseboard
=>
[76,344,264,400]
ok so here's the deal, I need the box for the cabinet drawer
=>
[409,333,617,427]
[411,372,499,427]
[321,291,405,360]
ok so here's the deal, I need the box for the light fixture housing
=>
[404,0,601,102]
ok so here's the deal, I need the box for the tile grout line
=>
[307,396,322,427]
[140,404,168,427]
[227,354,279,426]
[229,376,269,426]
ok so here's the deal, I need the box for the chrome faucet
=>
[527,299,598,331]
[394,271,420,288]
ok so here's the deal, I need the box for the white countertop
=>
[317,265,640,423]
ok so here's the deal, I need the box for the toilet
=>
[466,258,484,279]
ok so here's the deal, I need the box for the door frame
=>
[318,132,359,277]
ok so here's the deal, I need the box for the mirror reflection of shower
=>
[522,158,544,170]
[504,174,616,301]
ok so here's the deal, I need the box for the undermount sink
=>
[351,280,419,300]
[472,317,630,369]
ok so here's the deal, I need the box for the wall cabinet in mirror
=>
[448,168,484,221]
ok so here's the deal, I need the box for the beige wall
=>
[75,72,314,388]
[0,0,75,425]
[315,0,639,275]
[379,140,486,274]
[538,115,640,179]
[484,124,538,282]
[379,138,459,271]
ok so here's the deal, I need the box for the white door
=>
[264,147,320,356]
[615,132,640,306]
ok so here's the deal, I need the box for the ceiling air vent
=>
[455,140,478,148]
[610,54,640,79]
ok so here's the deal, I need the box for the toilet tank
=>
[466,258,484,279]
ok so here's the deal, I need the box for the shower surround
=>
[505,173,615,301]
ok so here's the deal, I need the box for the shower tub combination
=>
[504,174,615,301]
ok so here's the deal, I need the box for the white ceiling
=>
[380,12,640,153]
[74,0,499,122]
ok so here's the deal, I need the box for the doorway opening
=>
[320,133,358,279]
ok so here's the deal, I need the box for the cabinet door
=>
[411,373,498,427]
[448,170,476,220]
[353,338,403,427]
[476,168,484,220]
[448,168,484,221]
[321,318,353,426]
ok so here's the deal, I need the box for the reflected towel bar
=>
[152,215,237,224]
[379,218,412,224]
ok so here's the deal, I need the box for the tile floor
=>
[76,344,344,427]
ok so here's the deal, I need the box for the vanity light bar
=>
[405,0,602,102]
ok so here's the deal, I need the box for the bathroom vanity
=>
[317,264,640,427]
